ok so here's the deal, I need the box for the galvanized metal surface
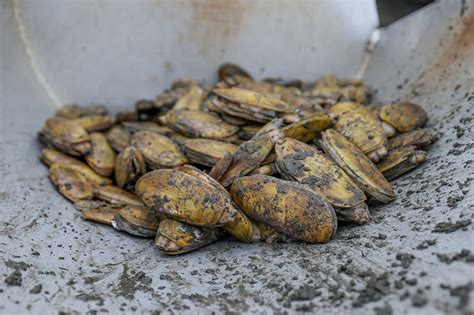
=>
[9,0,377,107]
[0,0,473,314]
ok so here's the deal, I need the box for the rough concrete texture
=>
[1,0,473,314]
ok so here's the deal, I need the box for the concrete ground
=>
[0,0,473,314]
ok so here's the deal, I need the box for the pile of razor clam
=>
[38,64,431,254]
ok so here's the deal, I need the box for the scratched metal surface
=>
[0,0,473,314]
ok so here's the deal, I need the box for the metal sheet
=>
[1,0,473,314]
[12,0,378,107]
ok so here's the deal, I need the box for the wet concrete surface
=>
[1,0,473,314]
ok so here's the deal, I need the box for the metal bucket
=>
[1,0,473,313]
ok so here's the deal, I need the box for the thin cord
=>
[355,28,381,80]
[12,0,62,108]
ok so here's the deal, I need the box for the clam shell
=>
[112,205,159,237]
[220,136,274,187]
[331,102,387,155]
[73,115,116,132]
[49,163,94,203]
[380,102,427,132]
[131,131,188,169]
[184,139,237,167]
[213,88,294,113]
[85,132,117,177]
[231,175,337,243]
[107,125,131,152]
[136,169,237,226]
[321,129,395,203]
[281,112,332,142]
[275,138,366,208]
[156,218,222,255]
[162,110,239,140]
[41,148,112,185]
[378,146,427,180]
[115,146,147,188]
[387,129,432,150]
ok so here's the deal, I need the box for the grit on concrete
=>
[1,0,473,314]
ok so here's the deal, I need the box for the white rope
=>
[12,0,62,108]
[355,28,381,80]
